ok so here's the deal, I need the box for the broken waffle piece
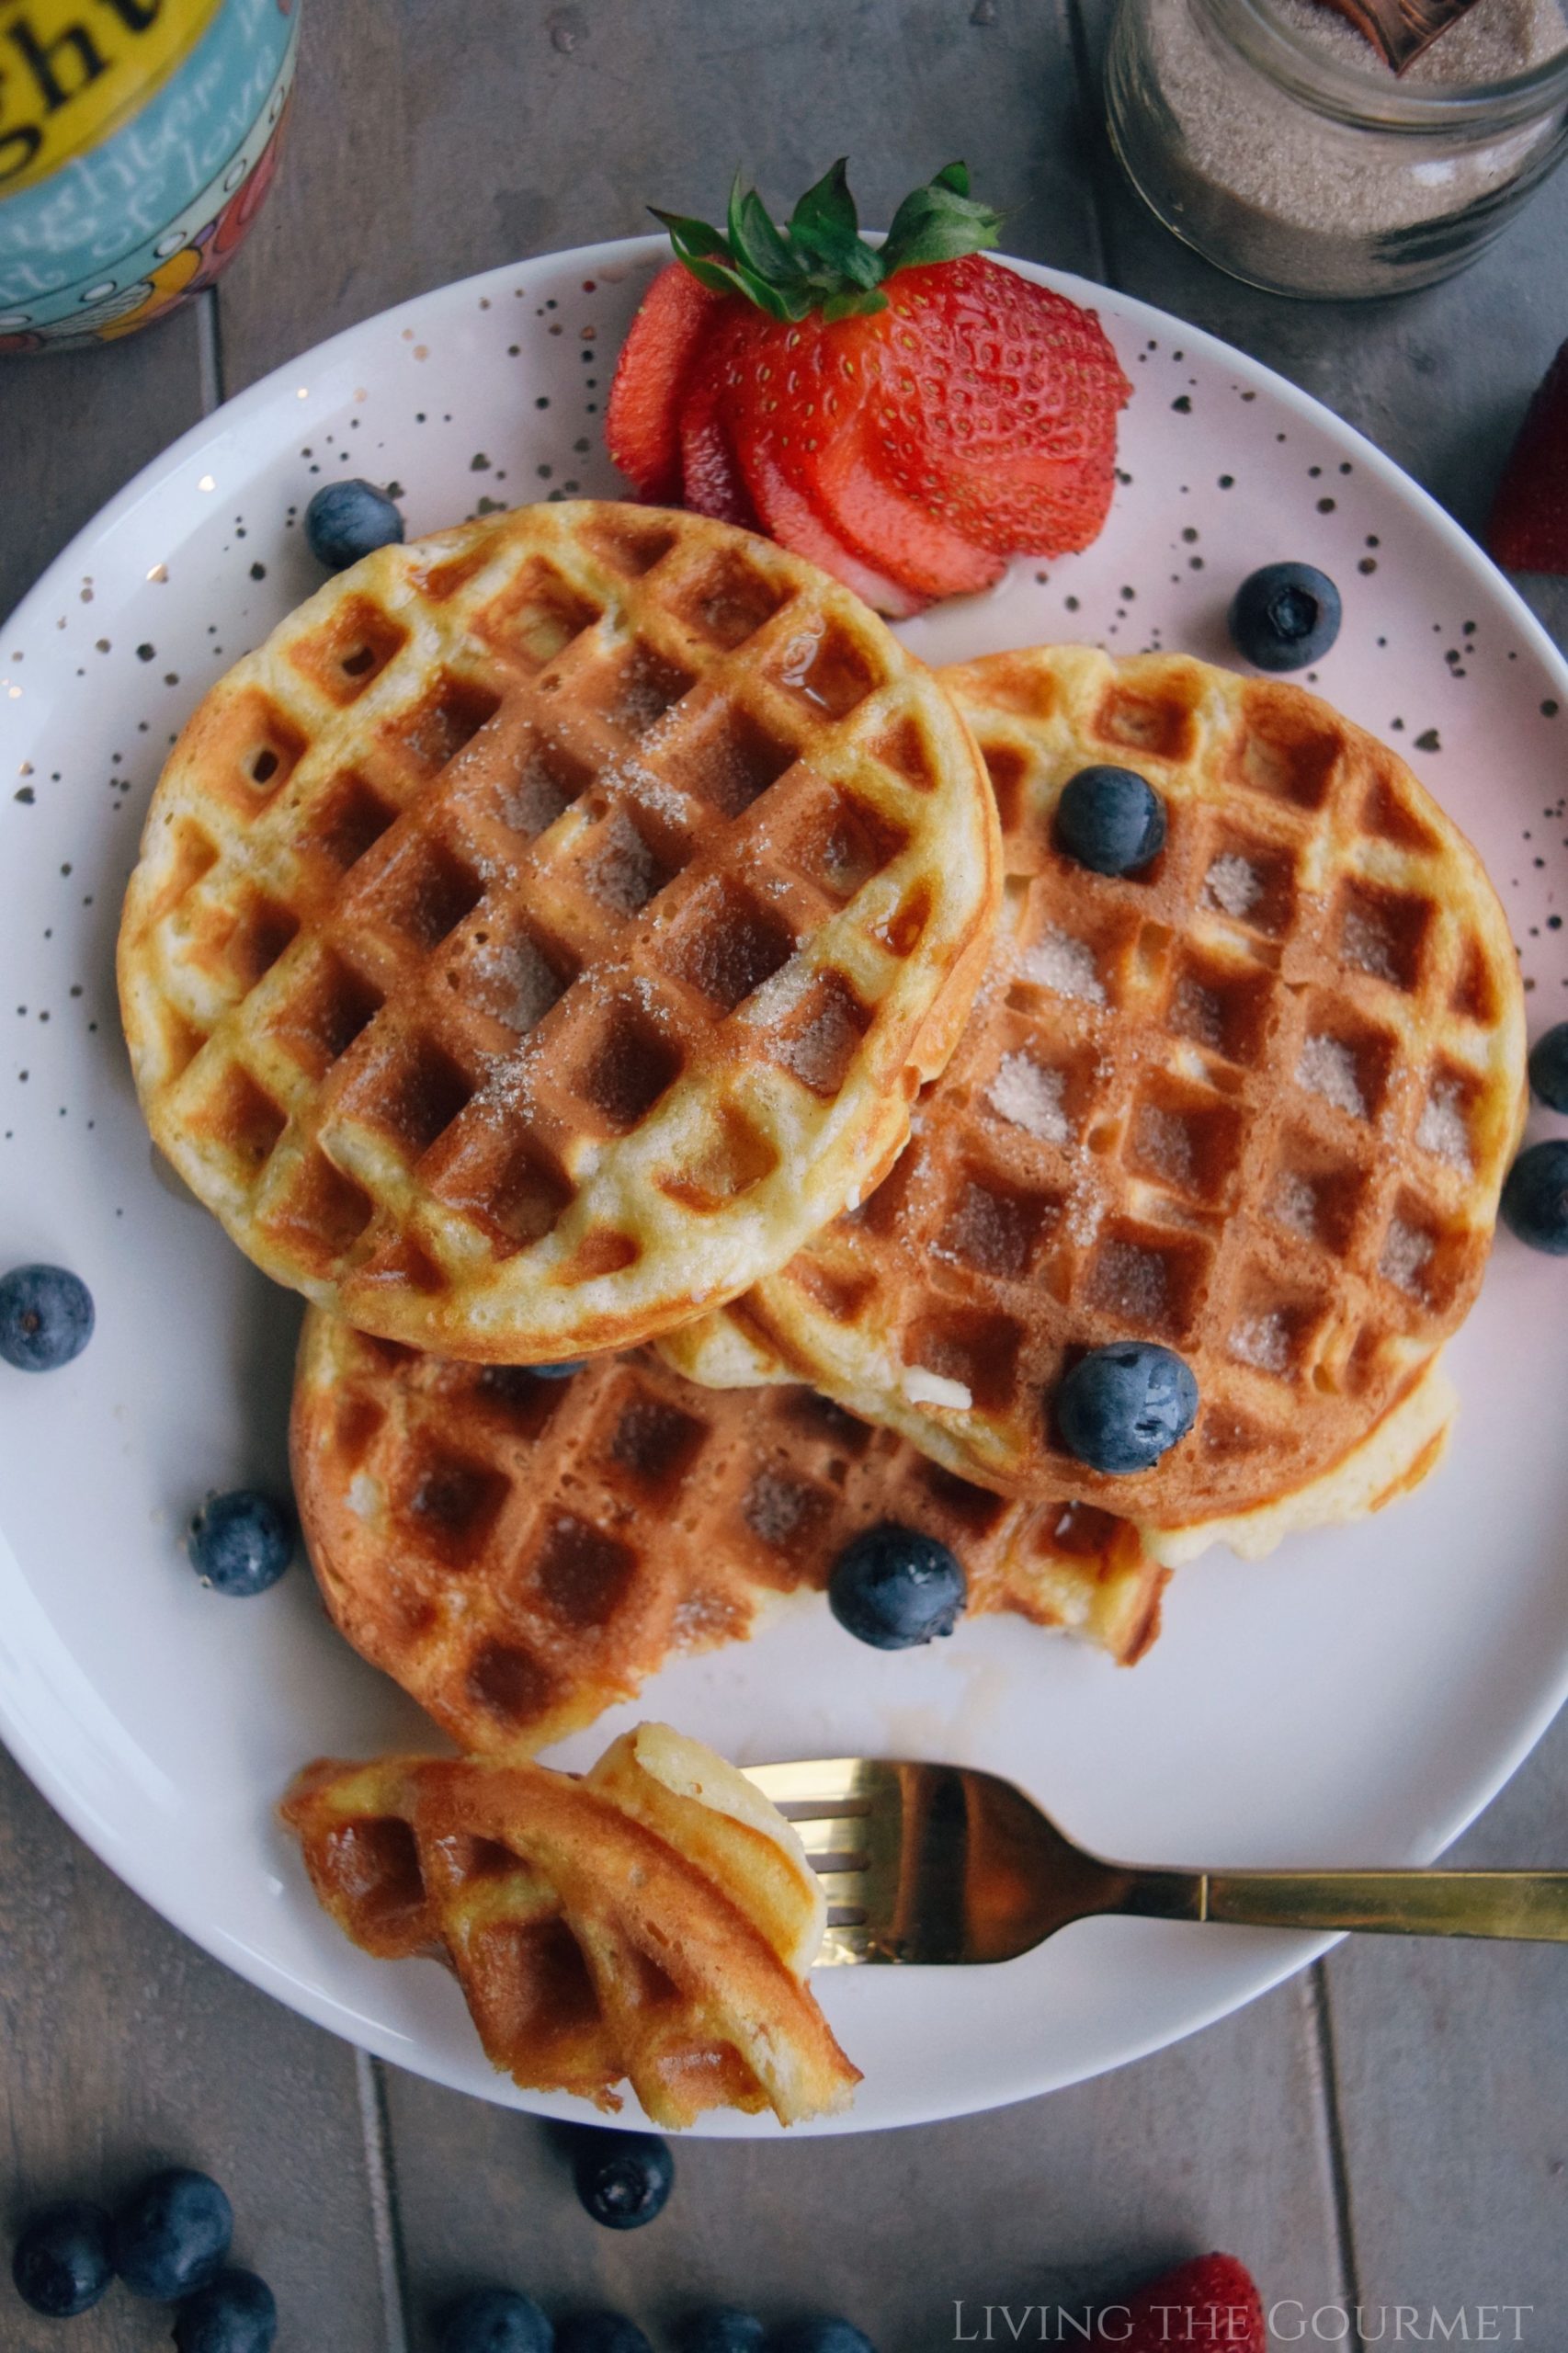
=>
[290,1308,1165,1763]
[117,502,999,1360]
[280,1722,861,2126]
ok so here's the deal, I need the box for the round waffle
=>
[281,1722,861,2126]
[661,646,1527,1545]
[119,503,999,1358]
[291,1307,1164,1763]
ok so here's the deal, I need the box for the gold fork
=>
[744,1758,1568,1966]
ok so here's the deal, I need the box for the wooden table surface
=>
[4,5,1567,2347]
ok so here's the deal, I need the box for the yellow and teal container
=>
[0,0,299,352]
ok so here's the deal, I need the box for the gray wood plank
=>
[381,1972,1345,2350]
[1322,1707,1568,2348]
[0,307,206,627]
[212,0,1105,395]
[0,1748,391,2351]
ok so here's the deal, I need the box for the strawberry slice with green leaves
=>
[606,260,722,503]
[607,158,1131,610]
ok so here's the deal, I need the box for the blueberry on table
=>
[771,2322,878,2353]
[828,1524,966,1650]
[11,2198,114,2316]
[571,2127,674,2229]
[438,2284,555,2353]
[1501,1139,1568,1254]
[0,1262,94,1370]
[1528,1022,1568,1111]
[110,2166,233,2301]
[172,2268,278,2352]
[187,1490,295,1596]
[676,2313,766,2353]
[1055,765,1166,876]
[1227,562,1342,671]
[1056,1344,1199,1475]
[304,478,404,570]
[554,2318,653,2353]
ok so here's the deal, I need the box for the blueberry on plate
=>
[676,2311,766,2353]
[172,2268,278,2353]
[0,1262,95,1371]
[572,2127,674,2229]
[531,1361,585,1380]
[770,2322,878,2353]
[110,2167,233,2301]
[304,479,405,570]
[1501,1139,1568,1255]
[554,2316,653,2353]
[1528,1022,1568,1112]
[11,2198,114,2316]
[1056,1344,1199,1476]
[438,2284,555,2353]
[187,1490,295,1596]
[1055,766,1166,877]
[1227,562,1342,672]
[828,1524,966,1650]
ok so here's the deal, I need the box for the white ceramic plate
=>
[3,237,1565,2138]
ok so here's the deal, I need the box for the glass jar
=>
[0,0,299,354]
[1106,0,1568,300]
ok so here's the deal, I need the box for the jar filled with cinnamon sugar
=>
[1106,0,1568,298]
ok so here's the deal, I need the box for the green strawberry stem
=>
[650,159,1002,323]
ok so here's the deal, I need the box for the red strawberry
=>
[612,160,1131,610]
[1488,338,1568,574]
[607,260,723,502]
[1116,2253,1266,2353]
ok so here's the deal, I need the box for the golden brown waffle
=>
[119,504,999,1359]
[280,1722,861,2125]
[662,647,1527,1551]
[291,1307,1164,1760]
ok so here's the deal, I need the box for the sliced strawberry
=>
[1118,2254,1267,2353]
[735,431,925,618]
[1488,337,1568,574]
[606,261,723,501]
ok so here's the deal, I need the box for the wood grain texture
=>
[0,308,205,629]
[0,1749,391,2351]
[381,1972,1345,2350]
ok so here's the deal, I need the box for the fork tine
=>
[744,1759,886,1812]
[813,1871,871,1904]
[793,1816,873,1860]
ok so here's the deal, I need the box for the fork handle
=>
[1121,1868,1568,1941]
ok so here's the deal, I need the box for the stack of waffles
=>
[119,504,1528,2115]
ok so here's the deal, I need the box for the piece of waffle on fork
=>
[281,1722,861,2126]
[663,646,1527,1564]
[118,503,999,1360]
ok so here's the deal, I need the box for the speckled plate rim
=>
[1,233,1565,2136]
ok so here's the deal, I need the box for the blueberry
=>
[1528,1022,1568,1111]
[187,1490,294,1596]
[1501,1139,1568,1254]
[1056,1344,1199,1475]
[304,479,404,570]
[0,1262,94,1370]
[531,1361,585,1380]
[555,2319,652,2353]
[770,2323,878,2353]
[1055,766,1166,876]
[438,2285,555,2353]
[11,2199,113,2316]
[571,2127,674,2229]
[172,2268,278,2352]
[676,2313,766,2353]
[828,1523,966,1650]
[111,2167,233,2301]
[1228,562,1342,671]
